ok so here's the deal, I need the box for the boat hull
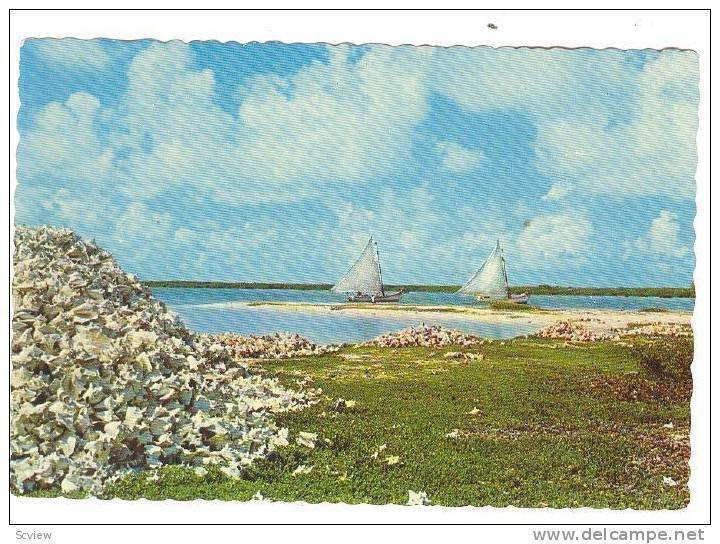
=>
[509,293,529,304]
[348,291,403,303]
[473,293,530,304]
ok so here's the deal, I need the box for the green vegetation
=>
[516,285,695,298]
[104,338,690,508]
[632,336,693,382]
[488,300,540,312]
[328,303,467,314]
[639,307,670,313]
[144,281,695,298]
[144,280,334,290]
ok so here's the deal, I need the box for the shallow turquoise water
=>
[151,288,693,344]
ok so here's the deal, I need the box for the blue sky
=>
[16,39,698,287]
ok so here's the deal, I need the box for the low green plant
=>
[638,307,670,313]
[488,300,539,311]
[101,338,691,509]
[632,337,693,382]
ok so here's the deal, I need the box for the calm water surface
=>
[152,288,693,344]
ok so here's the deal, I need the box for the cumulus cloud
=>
[236,45,430,187]
[32,38,110,70]
[18,92,114,188]
[532,52,698,199]
[19,42,698,205]
[629,210,689,259]
[16,41,698,285]
[430,47,698,200]
[436,142,484,172]
[431,47,633,121]
[21,41,432,205]
[515,212,592,266]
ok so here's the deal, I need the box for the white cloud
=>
[431,47,631,121]
[17,43,699,287]
[436,142,484,172]
[18,92,114,187]
[20,43,698,208]
[113,201,173,244]
[22,42,432,205]
[515,212,592,266]
[542,183,571,201]
[532,52,698,199]
[630,210,689,259]
[32,38,110,70]
[329,184,439,281]
[235,44,430,188]
[429,47,698,200]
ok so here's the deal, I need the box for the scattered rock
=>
[296,431,318,449]
[292,464,313,476]
[370,444,387,459]
[333,398,353,412]
[407,490,431,506]
[444,351,484,361]
[384,455,400,466]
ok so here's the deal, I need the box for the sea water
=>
[152,288,694,344]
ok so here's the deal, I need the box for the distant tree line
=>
[143,280,695,298]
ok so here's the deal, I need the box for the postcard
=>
[8,8,710,540]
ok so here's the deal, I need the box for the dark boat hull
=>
[473,293,530,304]
[348,291,403,303]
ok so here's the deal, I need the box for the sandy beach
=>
[203,301,693,336]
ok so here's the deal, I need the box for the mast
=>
[374,239,385,296]
[498,239,510,298]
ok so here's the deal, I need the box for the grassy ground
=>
[104,338,690,509]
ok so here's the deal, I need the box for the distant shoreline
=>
[143,281,695,298]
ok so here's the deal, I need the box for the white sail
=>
[331,238,385,296]
[458,240,508,298]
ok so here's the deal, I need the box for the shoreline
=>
[147,281,696,298]
[197,301,692,336]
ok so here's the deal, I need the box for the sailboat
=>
[457,240,529,304]
[331,237,404,303]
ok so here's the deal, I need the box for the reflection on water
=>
[151,288,693,344]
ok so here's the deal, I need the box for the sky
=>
[15,39,698,287]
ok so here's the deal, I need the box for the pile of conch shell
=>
[534,320,615,342]
[365,325,482,348]
[11,226,311,495]
[211,332,339,360]
[618,322,693,338]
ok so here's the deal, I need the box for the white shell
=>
[11,226,314,495]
